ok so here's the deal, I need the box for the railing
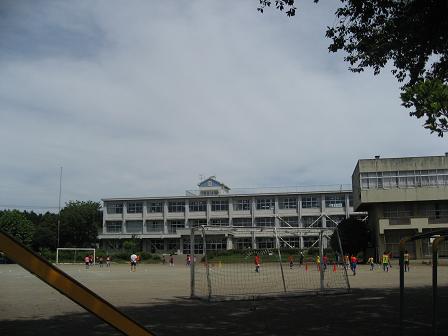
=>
[185,184,352,196]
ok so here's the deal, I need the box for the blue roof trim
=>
[198,178,222,188]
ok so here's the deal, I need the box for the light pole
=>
[57,166,63,248]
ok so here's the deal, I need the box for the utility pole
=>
[57,166,63,248]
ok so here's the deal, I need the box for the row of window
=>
[106,195,351,214]
[360,169,448,189]
[105,216,346,233]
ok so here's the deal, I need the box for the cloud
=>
[0,0,446,210]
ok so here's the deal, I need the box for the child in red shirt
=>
[254,255,261,273]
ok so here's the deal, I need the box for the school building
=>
[352,154,448,258]
[99,177,356,254]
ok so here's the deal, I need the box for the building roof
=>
[197,176,230,190]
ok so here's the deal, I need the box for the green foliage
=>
[32,213,58,251]
[60,201,100,247]
[325,0,448,136]
[260,0,448,136]
[122,240,136,252]
[401,79,448,136]
[330,217,370,256]
[122,237,142,253]
[0,210,35,247]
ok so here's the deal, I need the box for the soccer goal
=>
[56,248,96,265]
[189,225,350,301]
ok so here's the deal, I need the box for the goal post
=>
[190,225,350,301]
[56,248,96,265]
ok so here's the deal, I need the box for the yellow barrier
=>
[0,230,154,336]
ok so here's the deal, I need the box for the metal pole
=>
[432,242,437,336]
[319,230,324,293]
[274,228,287,293]
[57,166,63,248]
[335,229,350,292]
[399,243,405,336]
[202,227,212,301]
[399,236,414,336]
[432,236,446,336]
[190,227,195,298]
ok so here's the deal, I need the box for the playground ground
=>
[0,262,447,335]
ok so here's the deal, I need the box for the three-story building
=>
[100,177,355,254]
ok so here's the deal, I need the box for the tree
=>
[59,201,100,247]
[0,210,35,247]
[258,0,448,136]
[330,217,370,256]
[32,212,58,251]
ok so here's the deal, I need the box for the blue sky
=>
[0,0,446,211]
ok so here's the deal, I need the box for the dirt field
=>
[0,262,447,335]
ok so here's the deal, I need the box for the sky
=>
[0,0,446,212]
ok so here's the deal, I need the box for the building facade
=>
[352,155,448,259]
[100,177,355,254]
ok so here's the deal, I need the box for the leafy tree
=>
[401,79,448,136]
[32,212,58,251]
[59,201,100,247]
[0,210,35,247]
[258,0,448,136]
[330,217,370,256]
[122,237,141,253]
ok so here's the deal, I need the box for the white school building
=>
[99,177,357,254]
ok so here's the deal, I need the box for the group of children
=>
[358,250,411,273]
[252,251,411,276]
[84,255,111,269]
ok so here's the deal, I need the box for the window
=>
[232,217,252,227]
[234,238,252,249]
[206,238,227,251]
[280,237,300,248]
[126,220,143,233]
[148,239,164,253]
[210,218,229,226]
[326,215,345,227]
[279,216,299,227]
[233,199,251,211]
[362,169,448,189]
[148,202,163,213]
[146,220,163,233]
[168,201,185,213]
[301,216,321,227]
[382,171,398,188]
[167,220,184,233]
[107,203,123,214]
[325,195,345,208]
[106,221,122,233]
[257,237,275,249]
[279,197,297,209]
[183,241,204,254]
[189,219,207,228]
[211,200,228,211]
[302,196,320,209]
[256,198,274,210]
[383,205,412,218]
[303,236,318,248]
[189,200,206,212]
[127,202,143,214]
[167,239,179,251]
[255,217,275,227]
[200,190,218,196]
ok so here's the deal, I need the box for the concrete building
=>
[352,154,448,259]
[99,177,355,254]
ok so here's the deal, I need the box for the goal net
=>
[56,248,96,265]
[190,226,350,301]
